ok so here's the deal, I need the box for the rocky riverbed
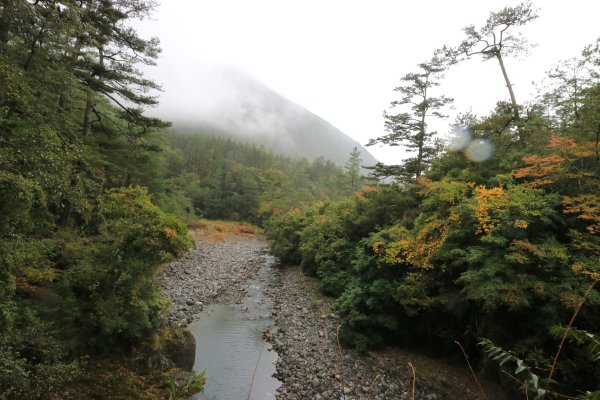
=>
[266,266,510,400]
[158,234,270,326]
[159,230,510,400]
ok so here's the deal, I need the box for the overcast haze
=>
[135,0,600,164]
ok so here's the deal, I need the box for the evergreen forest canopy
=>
[0,0,599,399]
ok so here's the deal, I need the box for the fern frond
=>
[479,338,546,399]
[550,325,600,362]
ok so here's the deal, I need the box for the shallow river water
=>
[189,255,281,400]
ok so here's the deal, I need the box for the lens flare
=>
[465,139,493,162]
[448,127,472,151]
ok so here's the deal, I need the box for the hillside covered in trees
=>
[163,132,358,223]
[0,1,357,398]
[158,66,379,169]
[265,3,600,398]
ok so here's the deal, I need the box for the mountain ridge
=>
[155,65,378,167]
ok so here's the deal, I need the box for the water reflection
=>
[189,264,280,400]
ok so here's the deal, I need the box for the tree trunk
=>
[81,46,105,136]
[416,87,428,180]
[58,38,84,109]
[59,199,72,226]
[59,160,83,226]
[23,27,44,70]
[82,91,94,136]
[496,53,519,120]
[0,0,12,44]
[121,167,130,187]
[416,127,425,180]
[596,124,600,164]
[573,78,580,122]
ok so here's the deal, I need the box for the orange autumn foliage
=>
[400,218,450,270]
[373,213,457,270]
[474,185,505,235]
[547,134,594,158]
[563,194,600,234]
[512,134,596,187]
[511,154,564,187]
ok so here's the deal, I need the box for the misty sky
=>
[135,0,600,164]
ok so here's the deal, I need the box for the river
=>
[189,254,281,400]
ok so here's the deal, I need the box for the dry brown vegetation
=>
[188,219,262,241]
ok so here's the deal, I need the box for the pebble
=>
[266,266,449,400]
[158,235,268,325]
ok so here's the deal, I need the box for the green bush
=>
[264,124,600,395]
[265,208,312,265]
[59,187,193,348]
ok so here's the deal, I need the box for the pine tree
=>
[449,1,538,122]
[344,146,362,192]
[367,53,452,183]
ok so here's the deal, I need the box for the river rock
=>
[158,235,270,325]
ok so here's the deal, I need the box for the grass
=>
[187,218,263,241]
[308,296,321,310]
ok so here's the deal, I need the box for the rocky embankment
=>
[266,266,509,400]
[159,232,509,400]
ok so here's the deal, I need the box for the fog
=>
[155,64,294,144]
[134,0,600,164]
[151,63,378,166]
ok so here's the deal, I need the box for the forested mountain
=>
[161,131,357,223]
[154,66,378,168]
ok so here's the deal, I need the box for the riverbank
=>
[159,225,510,400]
[158,229,269,326]
[159,222,281,399]
[266,263,511,400]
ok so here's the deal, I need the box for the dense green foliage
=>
[3,0,600,398]
[164,132,354,224]
[265,33,600,398]
[0,1,196,397]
